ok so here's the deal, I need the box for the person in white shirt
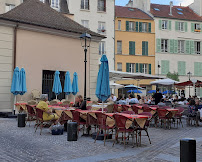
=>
[109,94,117,102]
[128,94,139,104]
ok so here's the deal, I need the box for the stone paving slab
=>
[0,118,202,162]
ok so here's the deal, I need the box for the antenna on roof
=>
[169,1,173,16]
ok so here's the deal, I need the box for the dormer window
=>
[51,0,59,9]
[81,0,89,10]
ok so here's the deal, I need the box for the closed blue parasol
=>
[162,90,176,94]
[127,89,142,93]
[11,67,21,95]
[72,72,79,96]
[52,71,62,99]
[64,71,72,96]
[19,68,27,95]
[96,55,110,112]
[148,90,162,94]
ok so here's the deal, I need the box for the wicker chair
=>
[62,100,70,107]
[27,100,38,105]
[49,100,59,106]
[31,89,41,100]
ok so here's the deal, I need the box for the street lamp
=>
[187,72,192,97]
[80,32,91,106]
[191,79,197,97]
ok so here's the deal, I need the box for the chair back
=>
[26,105,36,116]
[50,100,58,105]
[159,106,171,109]
[113,114,129,129]
[95,112,107,128]
[62,100,70,106]
[142,104,149,107]
[143,106,151,112]
[157,109,168,118]
[122,111,136,115]
[122,105,129,111]
[113,104,119,113]
[98,108,107,112]
[27,100,37,105]
[138,112,152,126]
[86,106,92,110]
[132,105,139,114]
[175,107,184,116]
[71,110,80,123]
[35,108,44,120]
[150,105,159,108]
[87,113,97,126]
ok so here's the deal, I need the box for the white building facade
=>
[67,0,115,71]
[0,0,21,14]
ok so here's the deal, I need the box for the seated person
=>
[117,95,127,105]
[128,94,139,104]
[73,95,86,110]
[195,98,202,110]
[37,94,59,121]
[109,94,117,102]
[157,99,166,106]
[188,99,198,117]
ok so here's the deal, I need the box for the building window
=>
[178,22,184,31]
[178,40,185,53]
[194,62,202,76]
[81,0,89,10]
[142,41,148,56]
[195,41,201,54]
[117,41,122,54]
[126,63,135,73]
[129,21,135,31]
[117,63,122,71]
[142,64,148,74]
[162,20,168,30]
[195,23,201,31]
[118,20,121,30]
[81,20,89,28]
[97,0,106,12]
[40,0,45,2]
[98,22,106,34]
[129,41,135,55]
[142,23,148,32]
[99,41,105,55]
[5,4,15,12]
[51,0,59,8]
[161,39,168,53]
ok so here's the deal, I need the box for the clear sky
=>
[115,0,194,6]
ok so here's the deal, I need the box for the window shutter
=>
[169,21,172,30]
[126,63,130,72]
[169,39,174,53]
[142,41,145,55]
[136,63,139,72]
[149,64,151,74]
[178,61,182,75]
[161,60,165,74]
[166,61,170,74]
[129,41,132,55]
[178,61,186,75]
[190,40,195,54]
[199,63,202,76]
[139,22,142,32]
[185,22,188,32]
[182,61,186,75]
[126,21,129,31]
[175,21,179,31]
[191,23,195,32]
[159,20,162,30]
[161,60,169,75]
[135,22,139,32]
[174,40,178,53]
[133,42,136,55]
[194,62,199,76]
[148,23,151,33]
[139,64,143,73]
[200,88,202,97]
[156,39,161,53]
[185,40,190,54]
[146,42,148,56]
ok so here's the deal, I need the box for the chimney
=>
[60,0,69,14]
[169,1,173,16]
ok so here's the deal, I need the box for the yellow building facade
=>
[115,6,156,93]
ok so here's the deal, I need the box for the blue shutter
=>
[126,21,129,31]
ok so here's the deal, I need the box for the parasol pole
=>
[13,95,16,115]
[102,101,104,113]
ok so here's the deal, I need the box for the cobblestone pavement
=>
[0,118,202,162]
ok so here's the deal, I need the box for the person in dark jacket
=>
[74,95,86,110]
[153,88,163,105]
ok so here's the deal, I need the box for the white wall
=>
[0,0,21,14]
[0,25,14,112]
[190,0,202,16]
[68,0,115,71]
[154,18,202,97]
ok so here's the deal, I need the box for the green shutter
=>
[136,22,139,32]
[169,39,174,53]
[159,20,162,30]
[194,62,199,76]
[200,88,202,97]
[126,63,130,72]
[174,40,178,53]
[139,64,143,73]
[200,63,202,76]
[149,64,151,74]
[136,63,139,72]
[148,23,151,33]
[190,40,195,54]
[146,42,148,56]
[178,61,186,75]
[185,22,188,32]
[175,21,179,31]
[191,23,195,32]
[142,41,145,55]
[161,60,169,75]
[129,41,135,55]
[185,40,190,54]
[156,39,161,53]
[126,21,129,31]
[169,21,172,30]
[139,22,142,32]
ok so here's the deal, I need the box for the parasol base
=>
[92,132,112,140]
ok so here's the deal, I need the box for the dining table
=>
[15,103,27,112]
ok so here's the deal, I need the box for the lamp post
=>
[191,79,197,97]
[187,72,192,97]
[80,33,91,107]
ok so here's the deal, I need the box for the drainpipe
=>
[13,24,18,69]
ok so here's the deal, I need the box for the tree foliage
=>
[166,72,179,81]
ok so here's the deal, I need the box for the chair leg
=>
[124,132,126,149]
[113,131,119,147]
[139,131,142,147]
[104,129,107,146]
[94,128,100,143]
[145,129,151,144]
[40,123,43,135]
[35,123,40,133]
[180,118,183,127]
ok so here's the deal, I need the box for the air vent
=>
[177,8,183,11]
[177,12,183,15]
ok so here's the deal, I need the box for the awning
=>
[175,80,202,88]
[150,78,179,86]
[109,71,165,81]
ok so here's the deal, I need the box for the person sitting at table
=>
[157,99,166,106]
[195,98,202,110]
[74,95,86,110]
[117,95,127,105]
[128,94,139,104]
[109,94,117,102]
[188,99,198,117]
[36,94,59,121]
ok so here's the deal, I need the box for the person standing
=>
[153,88,163,105]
